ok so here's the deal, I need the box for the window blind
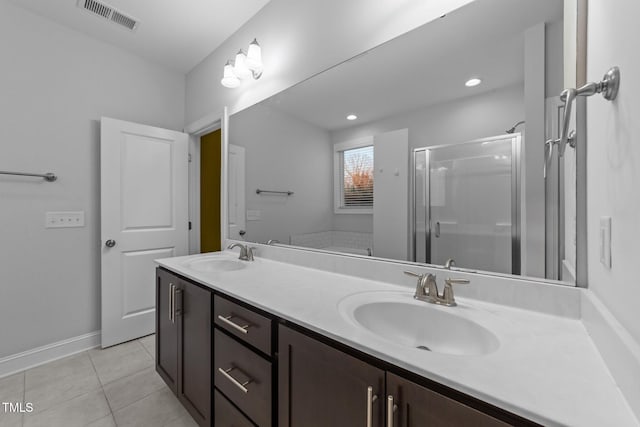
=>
[342,145,374,207]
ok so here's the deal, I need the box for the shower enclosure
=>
[413,134,521,275]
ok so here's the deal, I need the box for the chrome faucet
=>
[444,258,456,269]
[404,271,470,307]
[266,239,280,245]
[228,243,255,261]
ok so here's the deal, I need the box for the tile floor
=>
[0,335,197,427]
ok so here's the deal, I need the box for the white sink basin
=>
[340,292,499,356]
[185,256,245,273]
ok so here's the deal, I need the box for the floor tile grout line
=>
[89,339,163,425]
[140,339,154,359]
[86,348,117,425]
[110,386,166,419]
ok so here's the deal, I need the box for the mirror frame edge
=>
[219,1,588,288]
[576,0,588,288]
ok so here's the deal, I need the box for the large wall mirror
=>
[227,0,584,286]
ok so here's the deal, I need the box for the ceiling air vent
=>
[78,0,139,31]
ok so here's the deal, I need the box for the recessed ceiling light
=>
[346,114,358,121]
[465,78,482,87]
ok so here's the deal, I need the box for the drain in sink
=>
[416,345,431,351]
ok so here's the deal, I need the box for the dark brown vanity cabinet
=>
[279,325,521,427]
[156,269,534,427]
[279,325,385,427]
[386,372,509,427]
[156,268,212,427]
[213,295,274,427]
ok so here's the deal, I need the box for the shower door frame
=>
[411,134,522,275]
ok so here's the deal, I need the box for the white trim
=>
[188,135,201,254]
[0,331,101,379]
[221,107,230,242]
[185,110,224,255]
[184,110,224,135]
[333,136,374,215]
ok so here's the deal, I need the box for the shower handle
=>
[544,131,575,179]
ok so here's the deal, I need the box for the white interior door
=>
[101,117,188,348]
[228,144,246,240]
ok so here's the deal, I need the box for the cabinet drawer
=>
[214,390,255,427]
[214,329,272,427]
[214,295,272,354]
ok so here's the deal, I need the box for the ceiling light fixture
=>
[221,39,263,89]
[346,114,358,121]
[465,78,482,87]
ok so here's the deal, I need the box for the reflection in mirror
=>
[228,0,577,285]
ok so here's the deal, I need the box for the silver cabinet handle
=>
[174,289,182,317]
[435,221,441,238]
[387,395,397,427]
[217,315,250,334]
[218,367,252,393]
[366,386,378,427]
[169,283,175,323]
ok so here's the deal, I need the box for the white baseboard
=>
[0,331,101,379]
[582,291,640,421]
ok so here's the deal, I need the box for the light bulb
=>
[234,50,251,79]
[221,61,240,88]
[245,39,263,75]
[465,78,482,87]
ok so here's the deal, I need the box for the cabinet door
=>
[177,280,212,427]
[386,372,509,427]
[155,268,178,393]
[279,325,385,427]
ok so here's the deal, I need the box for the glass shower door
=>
[415,135,520,274]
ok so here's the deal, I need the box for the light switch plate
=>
[246,210,261,221]
[599,216,611,268]
[46,211,85,228]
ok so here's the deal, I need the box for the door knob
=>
[105,239,116,248]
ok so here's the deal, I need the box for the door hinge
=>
[188,153,192,163]
[188,221,192,230]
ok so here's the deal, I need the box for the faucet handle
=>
[441,277,470,306]
[247,247,257,261]
[404,271,424,278]
[445,278,470,285]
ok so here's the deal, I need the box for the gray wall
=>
[185,0,474,124]
[0,1,185,358]
[587,0,640,346]
[229,104,333,244]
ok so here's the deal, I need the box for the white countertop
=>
[156,252,638,427]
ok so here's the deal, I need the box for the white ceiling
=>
[263,0,562,131]
[9,0,270,73]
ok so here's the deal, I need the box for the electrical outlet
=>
[599,216,611,268]
[46,211,85,228]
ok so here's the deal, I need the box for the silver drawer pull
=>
[217,315,251,334]
[218,367,252,393]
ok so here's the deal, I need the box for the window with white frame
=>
[334,137,374,214]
